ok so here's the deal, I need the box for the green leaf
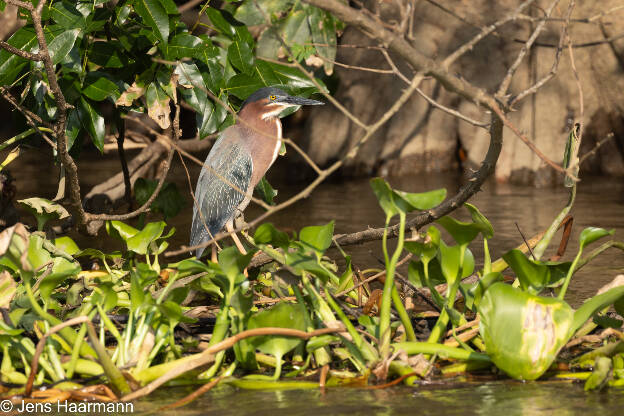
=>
[88,41,128,68]
[133,0,169,46]
[228,40,254,73]
[77,97,105,152]
[394,188,446,211]
[479,283,574,380]
[227,73,266,100]
[437,241,474,286]
[48,28,79,65]
[247,301,307,375]
[254,177,278,205]
[253,223,290,249]
[299,222,334,255]
[502,249,550,294]
[436,216,481,246]
[65,109,81,150]
[82,72,121,101]
[106,221,139,242]
[0,27,38,86]
[281,9,311,46]
[134,178,185,219]
[53,236,80,256]
[308,8,336,75]
[126,222,167,255]
[50,1,86,30]
[464,203,494,239]
[572,285,624,333]
[370,178,445,220]
[167,33,202,59]
[234,0,294,26]
[579,227,614,250]
[17,197,69,231]
[404,225,439,263]
[0,271,16,309]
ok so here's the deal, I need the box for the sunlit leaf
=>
[299,222,334,254]
[579,227,614,250]
[134,0,169,46]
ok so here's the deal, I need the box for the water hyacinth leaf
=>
[465,203,494,239]
[404,226,440,261]
[145,82,171,129]
[572,285,624,333]
[38,256,81,299]
[254,223,290,249]
[82,72,121,101]
[436,216,482,246]
[395,188,447,211]
[47,29,79,65]
[228,40,254,73]
[78,97,105,152]
[299,221,334,254]
[217,246,254,288]
[585,356,612,391]
[255,177,278,205]
[579,227,614,250]
[248,301,307,378]
[502,249,550,294]
[91,282,118,312]
[479,283,574,380]
[133,0,169,46]
[438,241,474,285]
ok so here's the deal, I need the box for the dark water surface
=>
[11,151,624,414]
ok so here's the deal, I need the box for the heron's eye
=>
[269,95,276,100]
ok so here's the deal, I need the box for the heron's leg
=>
[211,244,217,263]
[226,221,247,255]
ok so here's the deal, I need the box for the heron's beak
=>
[282,95,325,106]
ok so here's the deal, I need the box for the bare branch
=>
[0,41,41,60]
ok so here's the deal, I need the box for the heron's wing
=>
[190,135,253,258]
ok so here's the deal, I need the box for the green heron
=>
[190,87,324,258]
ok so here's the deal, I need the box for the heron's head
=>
[241,87,324,120]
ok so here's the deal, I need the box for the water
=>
[134,381,624,416]
[8,150,624,414]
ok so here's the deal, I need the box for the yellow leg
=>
[211,244,217,263]
[226,221,247,255]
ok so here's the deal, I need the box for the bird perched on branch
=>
[190,87,324,259]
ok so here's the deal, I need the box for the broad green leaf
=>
[299,222,334,254]
[50,1,86,30]
[205,7,252,44]
[167,33,202,59]
[479,283,574,380]
[53,236,80,256]
[88,41,128,68]
[395,188,446,211]
[216,246,254,290]
[572,285,624,333]
[254,223,290,249]
[585,356,612,391]
[65,109,81,150]
[255,177,278,205]
[157,0,178,14]
[404,225,439,263]
[17,198,69,231]
[465,203,494,239]
[228,40,254,73]
[48,29,79,65]
[91,282,118,312]
[77,97,105,152]
[281,10,311,45]
[134,0,169,46]
[247,301,307,371]
[438,241,474,286]
[227,73,266,100]
[82,72,121,101]
[106,221,139,241]
[579,227,614,250]
[466,271,503,309]
[502,249,550,294]
[126,222,167,255]
[436,216,482,246]
[0,27,38,86]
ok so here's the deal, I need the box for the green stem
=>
[0,127,53,151]
[393,342,491,362]
[379,212,406,358]
[391,286,416,341]
[558,248,583,300]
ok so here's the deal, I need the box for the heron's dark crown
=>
[241,87,288,108]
